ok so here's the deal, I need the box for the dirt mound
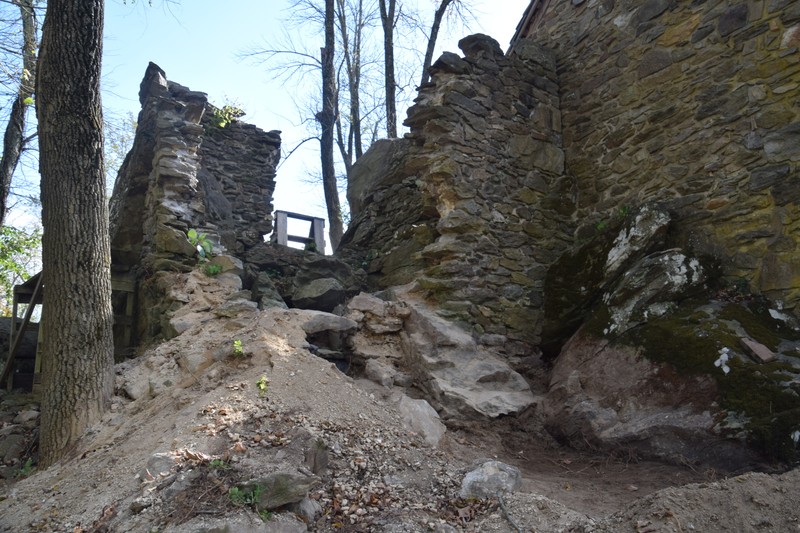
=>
[0,272,797,532]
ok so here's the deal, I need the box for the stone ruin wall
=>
[109,63,280,343]
[341,35,573,350]
[524,0,800,309]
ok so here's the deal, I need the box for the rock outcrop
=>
[339,34,571,350]
[109,63,280,344]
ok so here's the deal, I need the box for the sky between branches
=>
[101,0,530,234]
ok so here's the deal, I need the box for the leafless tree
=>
[0,0,40,225]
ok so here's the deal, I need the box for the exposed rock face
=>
[339,34,572,349]
[245,242,365,312]
[523,0,800,311]
[339,289,536,420]
[109,63,280,343]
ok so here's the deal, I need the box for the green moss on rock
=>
[618,299,800,463]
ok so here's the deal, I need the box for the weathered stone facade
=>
[340,34,571,349]
[109,63,280,342]
[342,1,800,353]
[518,0,800,308]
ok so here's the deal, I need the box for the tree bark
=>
[36,0,114,467]
[379,0,397,138]
[0,0,38,226]
[321,0,344,250]
[420,0,454,87]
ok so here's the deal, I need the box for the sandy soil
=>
[0,272,797,532]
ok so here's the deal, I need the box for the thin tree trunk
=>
[0,0,38,226]
[379,0,397,138]
[37,0,113,467]
[420,0,454,87]
[321,0,344,250]
[336,0,364,163]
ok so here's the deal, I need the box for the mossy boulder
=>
[542,203,671,359]
[544,294,800,468]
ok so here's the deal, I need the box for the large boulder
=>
[393,285,536,419]
[542,203,671,358]
[245,243,364,312]
[543,292,800,469]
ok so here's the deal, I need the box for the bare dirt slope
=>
[0,272,798,532]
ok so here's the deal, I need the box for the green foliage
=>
[229,484,263,506]
[14,458,35,479]
[209,105,245,129]
[229,484,272,521]
[208,459,230,470]
[304,241,318,252]
[595,206,631,233]
[232,339,244,357]
[204,263,222,277]
[187,228,213,261]
[0,226,41,314]
[256,375,269,396]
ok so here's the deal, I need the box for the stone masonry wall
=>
[109,63,280,341]
[340,35,572,349]
[522,0,800,309]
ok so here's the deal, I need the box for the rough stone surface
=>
[395,394,446,447]
[245,242,364,313]
[523,0,800,312]
[394,285,536,419]
[339,35,570,349]
[459,460,522,499]
[109,63,280,344]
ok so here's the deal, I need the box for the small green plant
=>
[209,105,245,129]
[304,241,318,252]
[208,459,230,470]
[229,484,272,521]
[232,339,244,357]
[229,484,263,506]
[256,375,269,396]
[204,263,222,277]
[14,458,35,479]
[187,228,213,260]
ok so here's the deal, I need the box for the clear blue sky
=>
[102,0,530,233]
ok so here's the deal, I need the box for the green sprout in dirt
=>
[228,484,273,521]
[232,339,244,357]
[14,458,35,479]
[208,459,230,470]
[204,263,222,277]
[256,375,269,396]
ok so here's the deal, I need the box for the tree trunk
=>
[379,0,397,138]
[321,0,344,250]
[36,0,114,467]
[0,0,38,226]
[420,0,454,87]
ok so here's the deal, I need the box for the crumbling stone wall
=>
[109,63,280,342]
[340,35,572,349]
[520,0,800,309]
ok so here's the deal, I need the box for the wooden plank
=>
[2,273,43,389]
[276,211,288,246]
[312,218,326,252]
